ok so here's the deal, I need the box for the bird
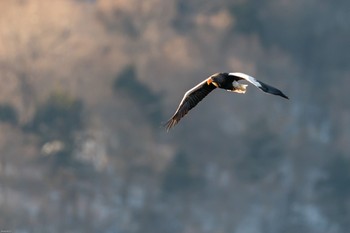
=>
[165,72,288,131]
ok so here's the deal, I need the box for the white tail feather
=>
[230,81,247,93]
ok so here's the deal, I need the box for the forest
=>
[0,0,349,232]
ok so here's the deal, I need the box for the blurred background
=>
[0,0,349,232]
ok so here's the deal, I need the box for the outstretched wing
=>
[229,72,289,99]
[165,78,217,131]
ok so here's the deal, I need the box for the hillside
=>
[0,0,349,232]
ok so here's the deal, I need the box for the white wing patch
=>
[229,72,262,88]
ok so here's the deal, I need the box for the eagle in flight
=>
[165,72,288,131]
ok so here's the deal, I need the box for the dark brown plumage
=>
[165,72,288,131]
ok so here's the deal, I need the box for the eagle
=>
[165,72,288,131]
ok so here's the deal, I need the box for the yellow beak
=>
[207,78,219,87]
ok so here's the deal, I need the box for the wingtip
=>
[163,118,177,132]
[281,93,289,99]
[161,121,170,132]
